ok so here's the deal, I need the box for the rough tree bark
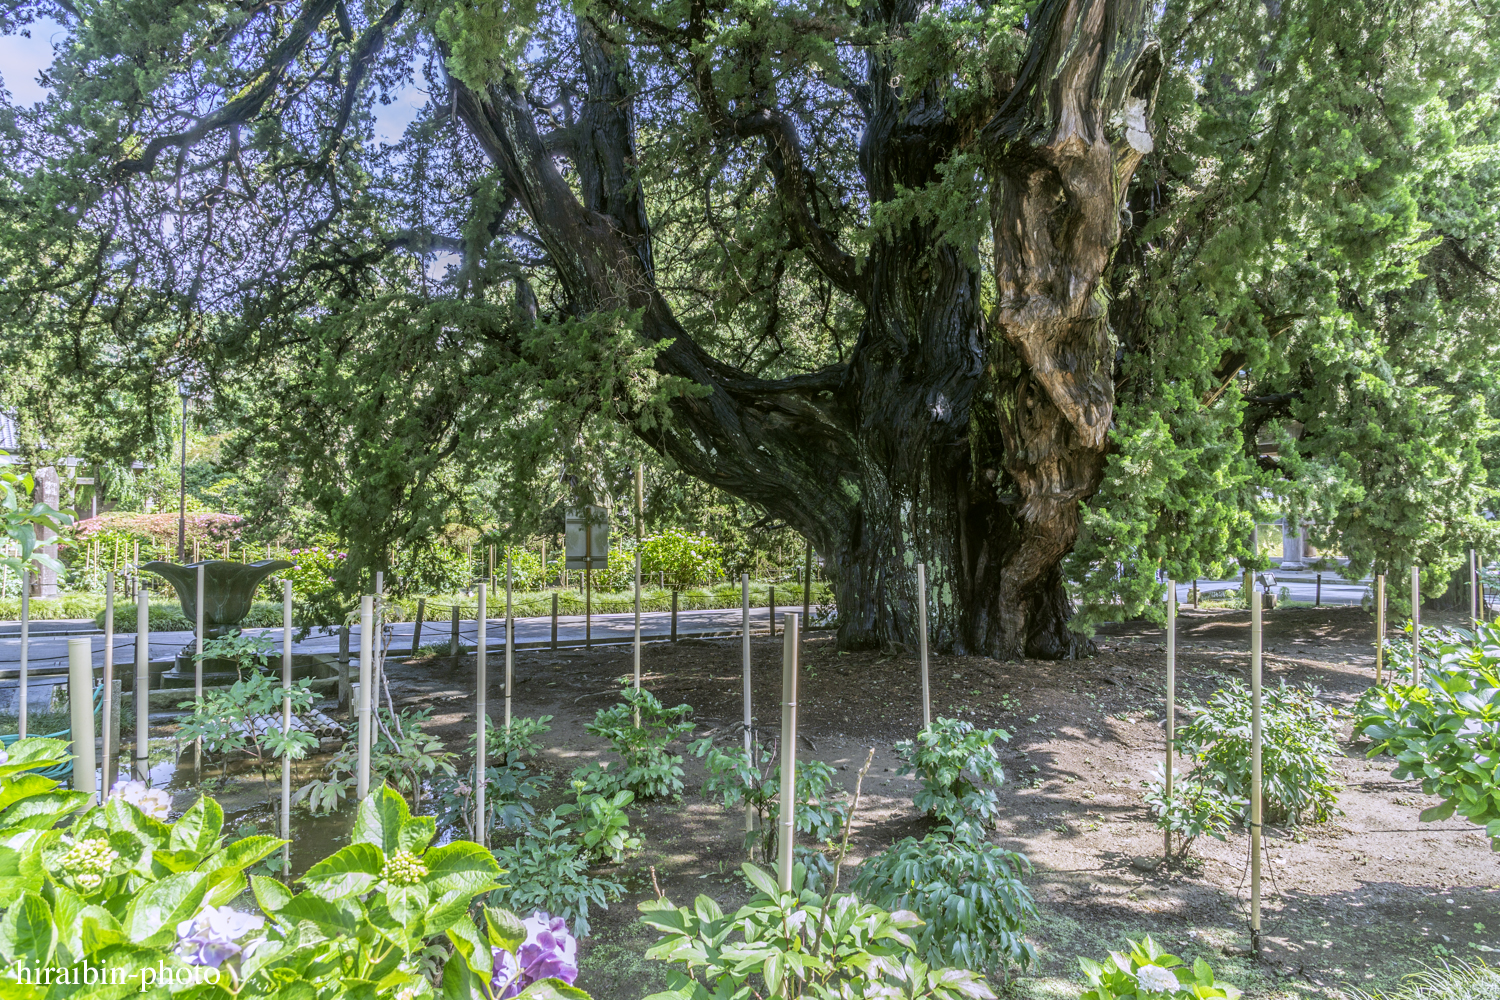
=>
[448,0,1158,659]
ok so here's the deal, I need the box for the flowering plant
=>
[0,739,591,999]
[1078,936,1241,1000]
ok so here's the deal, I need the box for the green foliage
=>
[174,670,319,788]
[0,739,550,999]
[556,785,641,864]
[895,718,1008,830]
[1141,768,1244,860]
[194,629,275,675]
[393,541,472,596]
[850,832,1036,979]
[1078,936,1241,1000]
[580,686,694,799]
[490,813,625,937]
[1345,961,1500,1000]
[0,457,73,590]
[637,528,725,590]
[1168,680,1342,826]
[1358,621,1500,847]
[693,738,848,862]
[297,708,457,816]
[638,862,998,1000]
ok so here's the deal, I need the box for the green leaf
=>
[125,872,207,947]
[352,786,412,855]
[277,892,360,935]
[1420,801,1457,822]
[0,892,54,964]
[253,874,293,914]
[516,980,592,999]
[169,796,224,856]
[741,863,779,898]
[303,842,385,898]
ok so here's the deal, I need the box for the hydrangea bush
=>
[0,737,594,999]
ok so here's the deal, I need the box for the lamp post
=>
[177,383,189,562]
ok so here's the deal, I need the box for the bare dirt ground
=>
[385,606,1500,999]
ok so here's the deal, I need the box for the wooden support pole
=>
[194,564,204,763]
[1314,574,1322,607]
[1411,565,1422,683]
[741,572,754,839]
[337,626,351,712]
[102,571,115,795]
[504,558,513,729]
[551,592,558,650]
[476,583,488,844]
[135,590,150,780]
[671,588,679,643]
[68,638,96,804]
[17,570,25,738]
[633,552,642,723]
[769,585,776,638]
[1472,548,1480,629]
[585,567,592,649]
[1164,577,1176,862]
[450,604,460,656]
[917,563,930,730]
[777,613,801,891]
[802,539,812,627]
[281,579,293,873]
[356,596,373,799]
[1250,588,1263,953]
[1375,574,1386,684]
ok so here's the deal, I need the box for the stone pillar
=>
[1280,521,1306,570]
[30,467,59,597]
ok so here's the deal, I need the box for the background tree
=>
[0,0,1495,657]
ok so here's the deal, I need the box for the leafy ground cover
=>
[361,605,1499,997]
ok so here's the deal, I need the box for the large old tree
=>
[1,0,1497,655]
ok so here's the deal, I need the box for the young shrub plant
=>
[1145,679,1342,854]
[577,685,694,799]
[0,737,591,999]
[895,717,1009,829]
[1359,621,1500,846]
[640,862,998,1000]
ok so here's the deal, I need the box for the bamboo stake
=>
[17,570,25,738]
[633,551,642,726]
[1250,588,1263,954]
[281,579,293,874]
[69,638,96,804]
[476,583,488,845]
[777,612,801,892]
[741,572,754,840]
[194,564,204,763]
[917,563,930,730]
[1375,573,1386,684]
[136,590,150,780]
[1164,577,1175,862]
[802,539,812,626]
[505,558,513,729]
[103,571,115,796]
[1472,548,1480,629]
[356,596,373,799]
[1411,565,1422,683]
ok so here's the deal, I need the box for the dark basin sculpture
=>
[142,559,295,688]
[143,559,295,629]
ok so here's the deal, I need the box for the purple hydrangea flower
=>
[491,912,579,998]
[176,905,265,967]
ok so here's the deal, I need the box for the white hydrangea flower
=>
[58,837,120,892]
[1135,964,1180,994]
[109,779,172,820]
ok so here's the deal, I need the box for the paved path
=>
[0,604,807,680]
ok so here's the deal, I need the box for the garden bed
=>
[378,605,1497,997]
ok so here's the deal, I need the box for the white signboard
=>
[564,506,610,570]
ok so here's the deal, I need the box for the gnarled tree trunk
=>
[450,0,1159,659]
